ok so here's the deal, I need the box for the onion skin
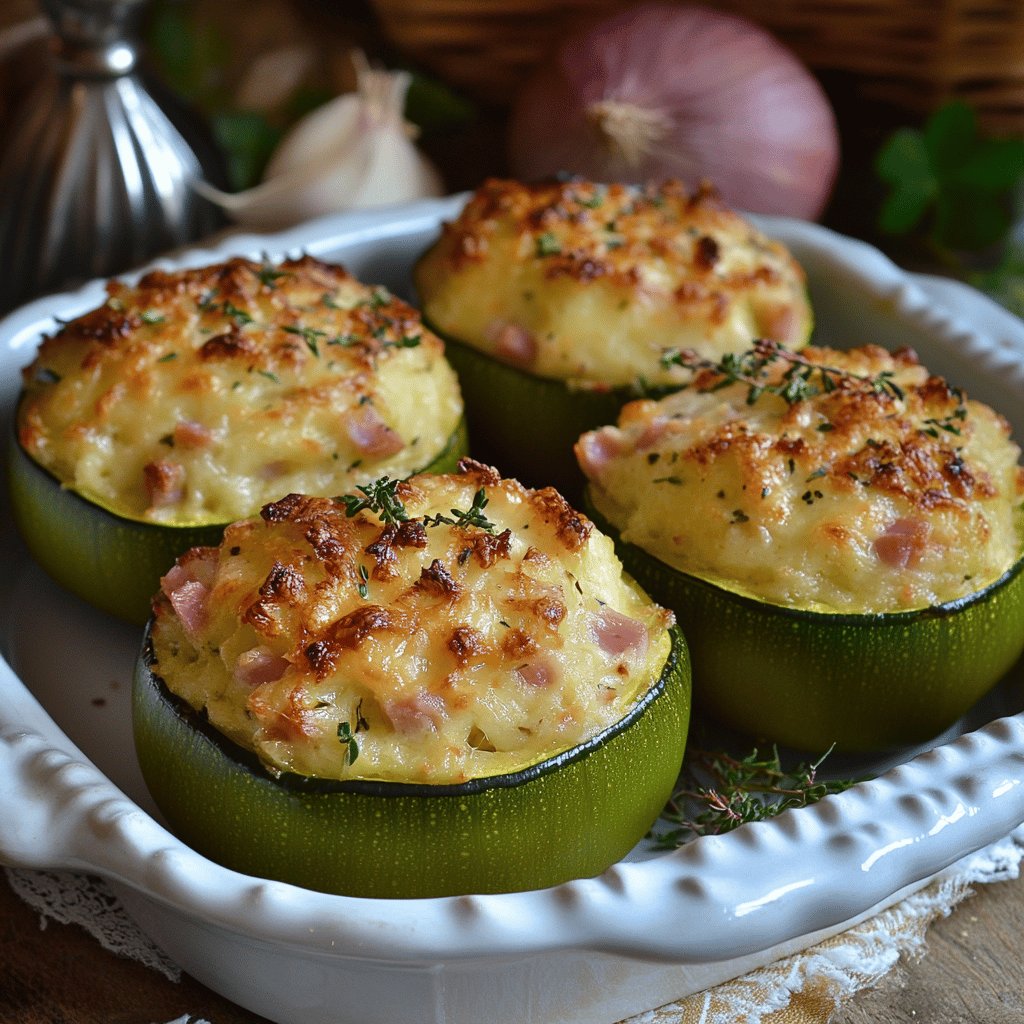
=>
[507,3,840,220]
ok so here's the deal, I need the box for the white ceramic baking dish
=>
[1,196,1023,1024]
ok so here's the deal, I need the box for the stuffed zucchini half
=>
[577,342,1024,752]
[134,460,691,897]
[12,256,466,623]
[414,177,812,495]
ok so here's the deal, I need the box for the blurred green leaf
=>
[876,99,1024,255]
[146,1,231,109]
[404,74,476,134]
[923,100,976,171]
[953,138,1024,188]
[934,189,1012,250]
[876,128,933,186]
[212,112,283,191]
[878,182,936,234]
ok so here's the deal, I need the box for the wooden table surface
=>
[2,859,1023,1023]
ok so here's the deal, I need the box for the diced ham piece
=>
[160,548,218,639]
[873,517,930,568]
[488,321,538,368]
[515,660,557,689]
[234,646,290,687]
[384,690,446,735]
[635,417,671,452]
[143,458,185,509]
[590,608,649,659]
[345,404,405,458]
[173,420,213,449]
[574,427,623,482]
[260,459,291,480]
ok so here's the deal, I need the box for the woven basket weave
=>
[372,0,1024,134]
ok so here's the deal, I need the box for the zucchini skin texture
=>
[132,625,691,898]
[8,417,469,625]
[437,326,625,501]
[585,495,1024,752]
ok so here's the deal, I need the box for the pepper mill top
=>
[0,0,225,313]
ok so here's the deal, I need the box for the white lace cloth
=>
[5,827,1024,1024]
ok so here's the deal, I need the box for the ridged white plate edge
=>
[0,197,1022,969]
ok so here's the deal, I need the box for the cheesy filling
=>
[150,461,674,784]
[18,256,463,525]
[578,344,1024,612]
[414,178,812,390]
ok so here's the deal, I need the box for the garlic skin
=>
[196,53,443,230]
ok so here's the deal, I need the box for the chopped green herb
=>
[283,324,326,357]
[141,310,166,324]
[221,301,253,325]
[257,369,279,383]
[255,262,290,288]
[358,564,369,599]
[392,333,422,350]
[157,352,178,362]
[577,189,605,209]
[535,232,561,257]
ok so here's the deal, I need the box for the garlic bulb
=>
[196,53,443,230]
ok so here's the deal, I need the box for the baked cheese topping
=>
[414,178,812,389]
[150,460,674,784]
[578,343,1024,612]
[18,256,463,525]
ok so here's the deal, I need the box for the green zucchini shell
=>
[8,416,469,625]
[585,493,1024,752]
[132,624,691,898]
[435,326,627,500]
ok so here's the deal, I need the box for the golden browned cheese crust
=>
[18,256,463,524]
[414,178,812,389]
[578,344,1024,611]
[150,461,674,784]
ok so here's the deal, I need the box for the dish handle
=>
[0,656,162,878]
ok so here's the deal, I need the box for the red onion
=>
[507,3,840,220]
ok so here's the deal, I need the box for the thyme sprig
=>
[651,745,856,847]
[660,339,906,406]
[338,477,409,526]
[422,488,496,533]
[338,477,497,533]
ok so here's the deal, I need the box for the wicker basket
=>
[371,0,1024,134]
